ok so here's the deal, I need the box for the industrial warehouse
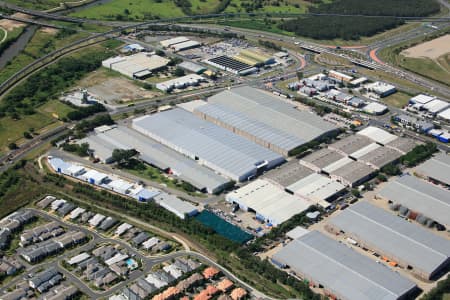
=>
[132,108,285,182]
[272,231,418,300]
[326,201,450,280]
[415,152,450,187]
[102,53,169,79]
[80,125,231,194]
[199,86,338,155]
[225,179,312,226]
[377,175,450,227]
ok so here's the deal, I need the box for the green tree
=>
[112,149,137,166]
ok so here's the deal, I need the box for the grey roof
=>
[100,126,230,193]
[358,146,403,169]
[386,137,416,154]
[378,175,450,226]
[273,231,416,300]
[195,103,304,152]
[208,86,337,143]
[178,61,206,73]
[132,108,284,181]
[329,135,373,155]
[328,201,450,276]
[331,160,375,184]
[264,160,314,187]
[300,148,344,169]
[415,153,450,185]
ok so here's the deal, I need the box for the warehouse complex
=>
[102,53,169,79]
[205,56,256,75]
[225,179,311,226]
[132,108,285,182]
[378,175,450,227]
[82,126,231,194]
[327,202,450,280]
[415,153,450,187]
[201,86,338,155]
[272,231,417,300]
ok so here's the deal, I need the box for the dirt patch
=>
[78,70,162,104]
[402,34,450,59]
[0,13,31,31]
[40,27,59,35]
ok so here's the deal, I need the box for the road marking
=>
[0,26,7,44]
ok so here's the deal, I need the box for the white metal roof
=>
[378,175,450,226]
[132,108,284,181]
[172,40,200,51]
[108,179,133,192]
[422,99,450,114]
[82,170,108,182]
[350,143,381,159]
[160,36,189,47]
[363,102,388,114]
[438,107,450,120]
[67,252,90,265]
[286,226,309,240]
[410,94,435,105]
[226,179,311,225]
[357,126,397,145]
[328,201,450,276]
[287,173,345,205]
[273,231,417,300]
[322,157,353,173]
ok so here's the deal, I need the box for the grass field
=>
[225,0,310,13]
[190,0,223,14]
[0,27,6,43]
[382,91,411,108]
[400,56,450,86]
[3,0,63,10]
[70,0,185,20]
[0,29,89,83]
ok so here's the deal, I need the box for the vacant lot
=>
[78,68,162,104]
[402,34,450,59]
[382,91,411,108]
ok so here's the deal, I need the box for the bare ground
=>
[402,34,450,59]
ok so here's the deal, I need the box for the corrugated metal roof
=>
[328,135,373,155]
[132,108,284,181]
[208,86,337,143]
[195,103,304,151]
[101,126,230,193]
[300,148,344,169]
[287,173,346,203]
[273,231,417,300]
[350,143,381,159]
[415,153,450,185]
[357,126,397,145]
[378,175,450,226]
[328,201,450,276]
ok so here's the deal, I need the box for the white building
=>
[102,53,169,79]
[156,74,206,92]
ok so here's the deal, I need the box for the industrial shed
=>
[357,146,403,169]
[272,231,417,300]
[386,137,417,155]
[327,201,450,280]
[153,193,198,219]
[102,53,169,79]
[178,61,206,74]
[378,175,450,227]
[92,126,231,194]
[415,153,450,187]
[205,56,257,75]
[264,160,314,187]
[160,36,189,48]
[132,108,285,182]
[226,179,311,226]
[205,86,337,155]
[328,134,373,156]
[357,126,397,145]
[329,160,376,187]
[286,173,346,207]
[299,148,344,172]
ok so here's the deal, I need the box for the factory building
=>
[437,107,450,122]
[362,102,388,115]
[357,126,398,146]
[328,70,353,83]
[155,74,206,92]
[328,134,373,156]
[225,179,312,226]
[233,49,275,66]
[82,126,231,194]
[272,230,417,300]
[326,201,450,280]
[393,114,434,133]
[198,86,337,156]
[377,174,450,227]
[365,81,397,98]
[415,153,450,187]
[264,160,314,187]
[153,193,198,219]
[171,40,201,52]
[300,148,344,172]
[132,108,285,182]
[205,56,257,75]
[357,146,403,169]
[385,137,417,155]
[102,53,169,79]
[177,61,206,74]
[328,159,376,187]
[160,36,189,48]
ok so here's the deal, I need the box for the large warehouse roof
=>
[357,126,397,145]
[328,134,373,155]
[300,148,344,171]
[286,173,346,207]
[208,86,337,146]
[273,231,416,300]
[97,126,230,194]
[195,102,304,154]
[264,160,314,187]
[358,146,403,169]
[226,179,311,225]
[386,137,416,154]
[330,160,375,187]
[328,201,450,278]
[378,175,450,226]
[132,108,284,182]
[415,153,450,186]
